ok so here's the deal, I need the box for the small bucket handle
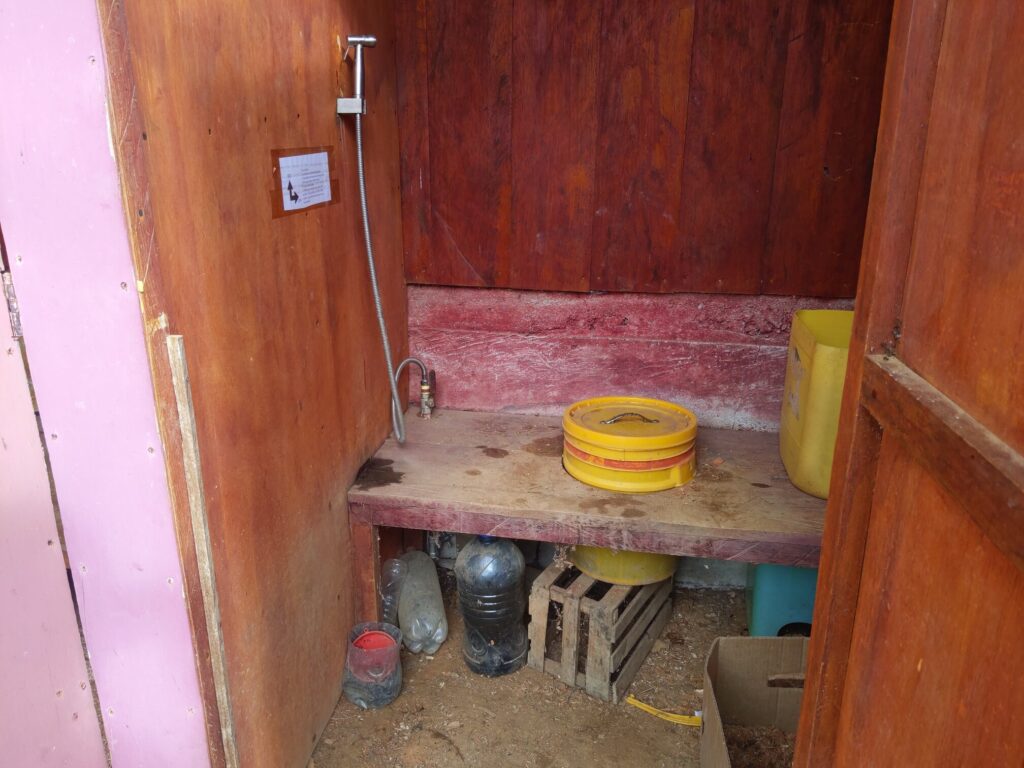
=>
[600,412,660,425]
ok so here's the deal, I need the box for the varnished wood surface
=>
[834,445,1024,765]
[105,2,407,767]
[798,1,1024,764]
[763,0,893,296]
[898,0,1024,456]
[397,0,893,297]
[348,410,825,565]
[862,355,1024,568]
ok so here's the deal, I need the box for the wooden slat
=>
[674,0,790,293]
[610,580,672,669]
[509,0,598,291]
[559,573,595,685]
[350,520,381,623]
[584,598,613,700]
[167,336,240,767]
[395,0,433,284]
[424,0,513,287]
[599,585,633,617]
[611,600,673,703]
[533,562,569,594]
[527,563,567,672]
[588,0,695,292]
[542,658,588,690]
[763,0,893,297]
[862,355,1024,569]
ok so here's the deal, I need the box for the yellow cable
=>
[624,695,702,727]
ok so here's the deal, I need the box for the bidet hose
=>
[354,113,407,444]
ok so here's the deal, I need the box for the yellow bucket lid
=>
[563,396,697,453]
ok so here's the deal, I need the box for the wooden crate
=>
[527,561,673,703]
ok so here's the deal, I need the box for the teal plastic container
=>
[746,564,819,637]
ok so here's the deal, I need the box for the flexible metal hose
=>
[354,113,407,443]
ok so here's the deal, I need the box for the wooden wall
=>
[397,0,892,298]
[102,1,406,767]
[408,286,850,429]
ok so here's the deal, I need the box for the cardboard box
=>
[701,637,809,767]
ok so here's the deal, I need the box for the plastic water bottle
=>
[380,558,407,626]
[397,551,448,653]
[455,535,527,676]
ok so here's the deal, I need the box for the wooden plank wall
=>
[397,0,893,298]
[408,286,850,430]
[102,2,406,767]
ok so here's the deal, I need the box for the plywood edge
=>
[167,337,240,767]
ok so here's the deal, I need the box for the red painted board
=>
[406,286,850,429]
[589,0,695,293]
[509,0,599,292]
[673,0,790,293]
[424,0,513,287]
[763,0,893,297]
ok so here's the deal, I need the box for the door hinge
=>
[2,271,23,339]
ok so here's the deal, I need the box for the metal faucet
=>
[337,34,377,115]
[396,357,436,419]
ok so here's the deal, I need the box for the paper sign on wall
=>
[278,151,332,212]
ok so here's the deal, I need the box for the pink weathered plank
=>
[0,3,211,764]
[407,286,851,429]
[409,286,849,344]
[1,302,107,766]
[347,410,824,567]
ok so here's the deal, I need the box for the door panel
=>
[797,0,1024,764]
[898,0,1024,451]
[836,443,1024,766]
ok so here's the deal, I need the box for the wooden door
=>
[796,1,1024,765]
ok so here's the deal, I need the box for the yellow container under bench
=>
[779,309,854,499]
[570,545,678,586]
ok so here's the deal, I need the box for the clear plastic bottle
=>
[397,551,449,654]
[342,622,402,709]
[379,558,408,626]
[455,535,527,676]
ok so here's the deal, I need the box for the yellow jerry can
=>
[779,309,855,499]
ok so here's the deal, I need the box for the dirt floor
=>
[311,584,746,768]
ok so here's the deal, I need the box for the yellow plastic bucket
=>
[779,310,854,499]
[570,546,678,586]
[562,396,698,493]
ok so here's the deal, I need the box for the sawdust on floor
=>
[311,585,746,768]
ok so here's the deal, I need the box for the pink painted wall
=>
[409,286,852,430]
[0,3,211,766]
[1,308,108,765]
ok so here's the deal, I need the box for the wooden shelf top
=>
[348,410,825,567]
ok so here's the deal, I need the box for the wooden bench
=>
[346,409,825,621]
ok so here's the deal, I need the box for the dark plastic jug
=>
[454,535,527,676]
